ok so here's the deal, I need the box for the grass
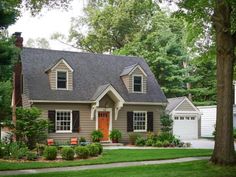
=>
[2,160,236,177]
[0,149,212,171]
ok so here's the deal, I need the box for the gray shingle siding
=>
[21,48,166,103]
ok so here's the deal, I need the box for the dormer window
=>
[57,71,67,89]
[133,75,143,93]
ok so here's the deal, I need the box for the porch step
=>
[101,142,124,146]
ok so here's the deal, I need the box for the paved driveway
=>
[104,139,236,149]
[183,138,236,149]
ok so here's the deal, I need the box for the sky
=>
[8,0,86,51]
[8,1,177,51]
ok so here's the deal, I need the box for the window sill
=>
[55,131,72,133]
[133,130,147,133]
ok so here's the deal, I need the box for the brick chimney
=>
[12,32,23,126]
[13,32,23,48]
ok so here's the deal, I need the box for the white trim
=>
[56,70,69,90]
[133,111,147,132]
[132,74,143,93]
[91,85,124,120]
[51,59,73,72]
[29,100,94,103]
[125,102,167,106]
[96,108,112,141]
[55,110,72,133]
[169,97,201,115]
[197,105,217,109]
[128,65,147,77]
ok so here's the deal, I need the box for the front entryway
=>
[98,111,110,141]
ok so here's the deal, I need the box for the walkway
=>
[0,156,209,176]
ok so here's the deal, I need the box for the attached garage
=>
[166,97,201,140]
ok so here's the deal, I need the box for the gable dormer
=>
[45,58,73,90]
[120,64,147,93]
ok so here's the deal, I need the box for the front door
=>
[98,111,110,141]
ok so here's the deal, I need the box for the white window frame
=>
[132,74,143,93]
[55,110,72,133]
[56,70,68,90]
[133,111,147,132]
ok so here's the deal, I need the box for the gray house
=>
[12,47,167,143]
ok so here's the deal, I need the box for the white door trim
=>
[96,108,112,140]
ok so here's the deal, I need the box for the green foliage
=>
[160,114,173,133]
[135,137,146,146]
[154,141,163,147]
[79,137,86,142]
[26,152,37,161]
[128,133,140,145]
[91,130,103,142]
[44,146,57,160]
[6,142,29,160]
[145,139,154,146]
[158,132,175,143]
[87,144,99,157]
[93,143,103,155]
[75,146,89,159]
[0,80,12,122]
[15,107,49,149]
[61,147,74,160]
[109,129,122,142]
[162,140,170,147]
[36,143,46,156]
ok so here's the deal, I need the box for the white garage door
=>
[173,116,198,140]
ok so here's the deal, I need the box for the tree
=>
[15,107,49,149]
[26,37,51,49]
[175,0,236,165]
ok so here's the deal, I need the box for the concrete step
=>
[101,142,124,146]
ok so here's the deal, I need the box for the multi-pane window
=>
[56,111,71,132]
[174,116,196,121]
[133,112,147,132]
[133,75,142,92]
[57,71,67,89]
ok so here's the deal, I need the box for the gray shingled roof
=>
[21,47,167,103]
[166,97,185,113]
[120,63,138,76]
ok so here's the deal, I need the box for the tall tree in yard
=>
[176,0,236,165]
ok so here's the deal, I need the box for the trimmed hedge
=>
[75,146,89,159]
[87,144,99,156]
[61,147,74,160]
[44,146,57,160]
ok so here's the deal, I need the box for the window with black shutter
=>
[147,112,153,132]
[127,112,133,132]
[72,111,80,133]
[48,110,55,133]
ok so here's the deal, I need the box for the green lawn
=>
[0,149,212,171]
[2,160,236,177]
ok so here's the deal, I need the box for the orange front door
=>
[98,112,110,141]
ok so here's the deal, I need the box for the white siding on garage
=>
[198,106,216,137]
[173,115,198,140]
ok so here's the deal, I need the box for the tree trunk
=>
[211,0,236,165]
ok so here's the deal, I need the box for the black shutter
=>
[72,111,80,133]
[48,110,55,133]
[127,112,133,132]
[147,112,153,132]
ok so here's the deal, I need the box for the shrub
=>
[75,146,89,159]
[26,152,37,161]
[162,140,170,147]
[79,137,86,142]
[135,137,146,146]
[145,139,154,146]
[91,130,103,142]
[158,132,175,142]
[94,142,103,154]
[0,142,5,158]
[172,137,181,146]
[61,147,74,160]
[8,142,28,160]
[44,146,57,160]
[36,143,46,156]
[154,141,163,147]
[146,132,158,141]
[109,129,122,143]
[160,114,173,133]
[87,144,99,156]
[15,107,49,149]
[128,133,140,145]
